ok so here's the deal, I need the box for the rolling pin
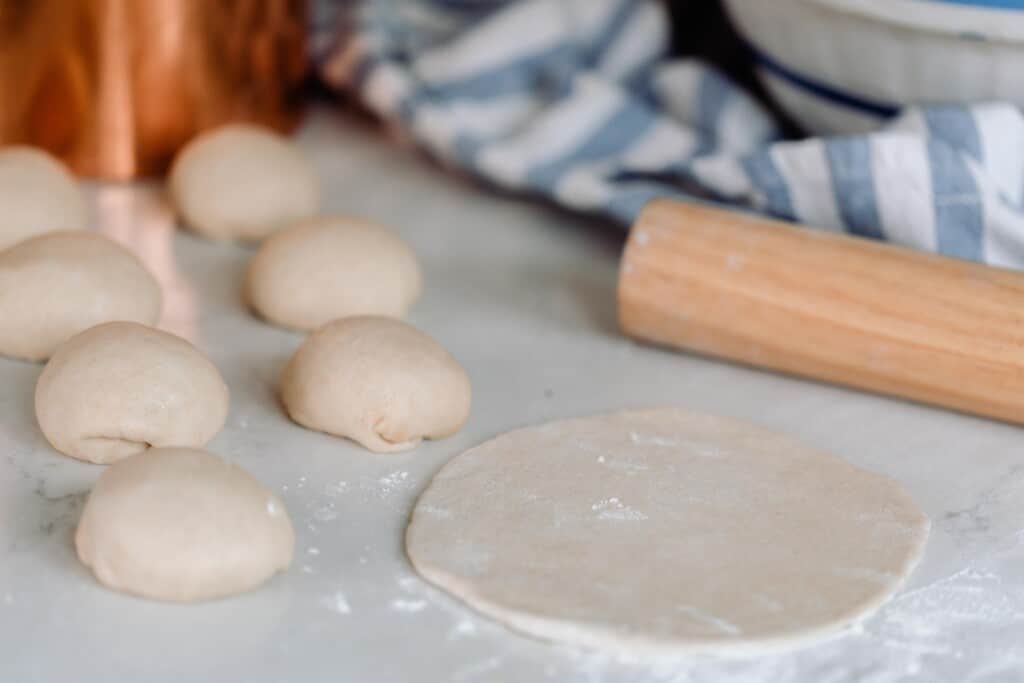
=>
[618,199,1024,423]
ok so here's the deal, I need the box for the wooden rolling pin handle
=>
[618,199,1024,423]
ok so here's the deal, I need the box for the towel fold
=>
[313,0,1024,267]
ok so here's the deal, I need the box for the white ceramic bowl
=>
[723,0,1024,134]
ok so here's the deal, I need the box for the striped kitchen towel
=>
[312,0,1024,268]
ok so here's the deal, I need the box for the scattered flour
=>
[358,471,415,500]
[591,497,648,521]
[628,431,678,448]
[379,471,410,490]
[449,619,478,640]
[305,480,352,524]
[313,505,340,522]
[391,599,428,613]
[323,591,352,615]
[398,576,421,594]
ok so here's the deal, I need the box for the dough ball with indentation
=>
[280,317,471,453]
[36,322,229,464]
[246,216,422,331]
[75,447,294,602]
[0,232,161,361]
[169,124,319,241]
[0,147,88,251]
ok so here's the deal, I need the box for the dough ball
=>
[0,146,88,251]
[76,447,294,602]
[0,232,161,361]
[36,322,229,464]
[246,216,422,331]
[280,317,471,453]
[169,124,319,241]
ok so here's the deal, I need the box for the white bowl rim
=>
[812,0,1024,44]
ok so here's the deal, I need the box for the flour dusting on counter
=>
[357,470,414,500]
[591,497,648,521]
[391,598,428,613]
[323,591,352,615]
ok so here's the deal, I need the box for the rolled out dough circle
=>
[406,408,930,656]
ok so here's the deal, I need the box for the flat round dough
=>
[169,124,319,241]
[406,408,930,656]
[280,316,471,453]
[76,447,294,602]
[0,147,88,251]
[0,232,161,361]
[246,216,422,331]
[36,322,229,464]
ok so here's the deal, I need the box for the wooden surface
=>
[618,199,1024,424]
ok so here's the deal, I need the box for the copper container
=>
[0,0,307,179]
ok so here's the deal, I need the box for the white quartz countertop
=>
[3,106,1024,682]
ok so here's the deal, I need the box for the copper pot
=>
[0,0,307,179]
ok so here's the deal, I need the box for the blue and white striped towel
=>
[313,0,1024,268]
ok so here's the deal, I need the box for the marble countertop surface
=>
[3,106,1024,682]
